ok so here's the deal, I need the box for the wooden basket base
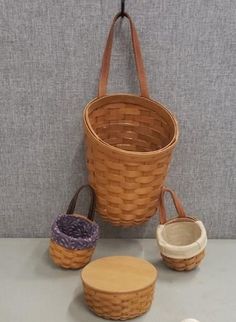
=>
[83,283,155,320]
[161,249,205,271]
[49,240,94,269]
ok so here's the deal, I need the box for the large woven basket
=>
[156,187,207,271]
[84,12,179,227]
[81,256,158,320]
[49,185,99,269]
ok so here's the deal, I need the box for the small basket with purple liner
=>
[49,185,99,269]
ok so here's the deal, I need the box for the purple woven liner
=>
[51,214,99,250]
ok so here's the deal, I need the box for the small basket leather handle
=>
[159,187,187,224]
[66,185,96,221]
[98,12,149,98]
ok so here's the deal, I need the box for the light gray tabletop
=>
[0,239,235,322]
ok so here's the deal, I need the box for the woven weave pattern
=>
[83,282,155,320]
[161,250,205,271]
[84,95,178,226]
[49,240,94,269]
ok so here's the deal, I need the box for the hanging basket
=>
[156,187,207,271]
[84,12,178,227]
[49,185,99,269]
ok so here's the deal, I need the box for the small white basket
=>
[156,187,207,271]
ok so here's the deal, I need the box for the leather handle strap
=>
[159,187,187,224]
[66,185,96,221]
[98,12,149,98]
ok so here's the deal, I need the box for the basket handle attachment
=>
[98,12,149,98]
[66,185,96,221]
[159,187,187,224]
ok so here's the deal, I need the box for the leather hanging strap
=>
[159,187,187,224]
[98,12,149,98]
[66,185,96,221]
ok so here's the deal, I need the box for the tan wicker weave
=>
[83,282,155,320]
[49,240,95,269]
[156,187,207,271]
[84,13,178,227]
[161,250,205,272]
[81,256,158,320]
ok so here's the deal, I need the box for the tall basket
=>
[84,12,179,227]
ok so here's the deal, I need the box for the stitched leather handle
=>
[66,185,96,221]
[98,12,149,98]
[159,187,186,224]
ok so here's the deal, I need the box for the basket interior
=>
[87,96,176,153]
[57,215,95,239]
[162,222,202,246]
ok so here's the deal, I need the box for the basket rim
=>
[83,93,179,157]
[50,239,95,252]
[156,218,207,259]
[81,280,156,295]
[51,213,99,248]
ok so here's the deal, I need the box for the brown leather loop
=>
[66,185,96,221]
[98,12,149,98]
[159,187,186,224]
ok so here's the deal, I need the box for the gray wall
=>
[1,0,235,238]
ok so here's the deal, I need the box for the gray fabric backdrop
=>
[1,0,235,238]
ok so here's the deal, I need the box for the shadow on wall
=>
[97,214,159,238]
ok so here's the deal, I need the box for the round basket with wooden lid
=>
[81,256,158,320]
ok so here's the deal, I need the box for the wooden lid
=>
[81,256,158,293]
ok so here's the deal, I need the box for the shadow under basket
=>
[49,185,99,269]
[156,187,207,271]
